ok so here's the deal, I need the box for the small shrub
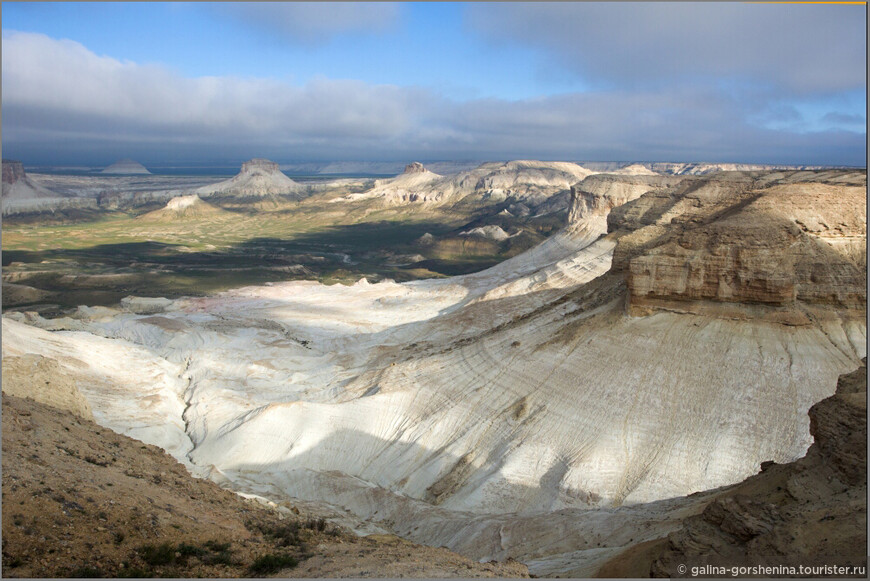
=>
[177,543,206,558]
[137,543,176,566]
[249,553,298,575]
[203,540,231,553]
[305,517,327,533]
[250,521,303,547]
[201,540,235,566]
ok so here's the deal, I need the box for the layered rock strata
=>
[2,169,865,577]
[586,171,868,319]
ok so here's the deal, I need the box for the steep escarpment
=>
[568,174,681,223]
[361,162,444,202]
[595,171,867,318]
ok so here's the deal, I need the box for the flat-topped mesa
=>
[2,160,25,184]
[404,161,427,174]
[240,158,282,176]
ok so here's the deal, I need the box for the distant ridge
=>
[101,159,151,174]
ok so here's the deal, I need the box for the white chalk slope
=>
[2,172,865,575]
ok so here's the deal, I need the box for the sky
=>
[1,1,867,166]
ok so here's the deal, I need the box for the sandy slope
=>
[0,393,528,578]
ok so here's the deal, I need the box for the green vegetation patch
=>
[249,553,299,575]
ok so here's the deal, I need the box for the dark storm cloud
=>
[466,2,866,94]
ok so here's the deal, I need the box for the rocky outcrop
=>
[598,171,867,318]
[642,360,867,577]
[362,163,443,203]
[404,161,427,174]
[2,159,94,216]
[240,158,281,175]
[2,159,26,184]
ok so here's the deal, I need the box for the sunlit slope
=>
[2,169,865,575]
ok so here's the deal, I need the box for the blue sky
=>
[1,2,866,165]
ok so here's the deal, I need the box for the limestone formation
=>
[359,160,594,205]
[2,159,26,183]
[2,159,94,215]
[1,168,865,577]
[195,158,303,199]
[590,171,868,318]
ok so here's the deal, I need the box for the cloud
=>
[216,2,401,44]
[1,31,865,166]
[822,111,866,127]
[467,2,866,95]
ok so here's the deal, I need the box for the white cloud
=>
[1,31,865,166]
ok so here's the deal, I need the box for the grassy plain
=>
[1,195,519,313]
